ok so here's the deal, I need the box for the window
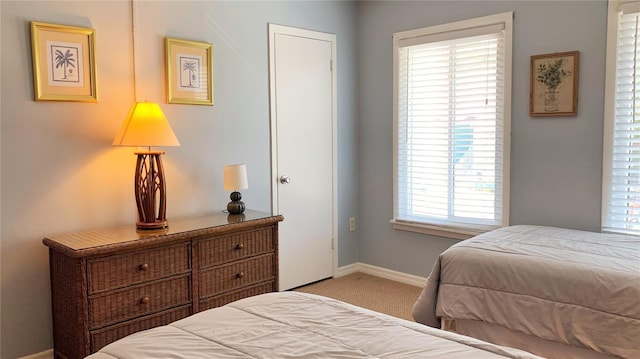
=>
[392,13,513,239]
[603,1,640,236]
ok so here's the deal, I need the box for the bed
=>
[87,291,542,358]
[412,225,640,359]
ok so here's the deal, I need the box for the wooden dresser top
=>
[43,210,283,257]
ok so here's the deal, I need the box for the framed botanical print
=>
[165,37,213,105]
[30,21,98,102]
[530,51,579,116]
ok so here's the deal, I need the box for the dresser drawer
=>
[89,274,191,329]
[199,281,275,311]
[199,254,275,298]
[87,243,190,293]
[198,227,273,268]
[90,305,191,353]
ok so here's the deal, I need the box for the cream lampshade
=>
[223,164,248,214]
[113,101,180,229]
[113,102,180,147]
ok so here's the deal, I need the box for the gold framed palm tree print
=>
[30,21,97,102]
[165,37,213,105]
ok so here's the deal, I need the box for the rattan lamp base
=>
[134,151,168,229]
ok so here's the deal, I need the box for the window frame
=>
[391,12,513,240]
[602,0,640,236]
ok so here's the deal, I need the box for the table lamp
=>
[113,101,180,229]
[224,164,248,214]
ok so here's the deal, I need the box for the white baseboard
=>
[334,262,360,277]
[25,264,425,359]
[336,262,427,288]
[19,349,53,359]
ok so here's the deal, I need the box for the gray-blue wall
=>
[357,0,607,277]
[1,1,358,357]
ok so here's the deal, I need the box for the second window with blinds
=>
[602,1,640,236]
[391,13,513,239]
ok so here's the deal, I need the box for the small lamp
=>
[224,164,248,214]
[113,102,180,229]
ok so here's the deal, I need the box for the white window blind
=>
[603,2,640,235]
[393,13,512,236]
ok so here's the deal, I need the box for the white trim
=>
[394,12,512,43]
[334,262,360,277]
[620,0,640,14]
[397,23,505,48]
[336,262,428,288]
[602,0,619,230]
[502,12,513,228]
[19,349,53,359]
[268,23,339,281]
[392,24,400,234]
[602,0,640,235]
[392,12,513,236]
[389,219,477,240]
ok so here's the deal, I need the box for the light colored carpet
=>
[292,272,423,321]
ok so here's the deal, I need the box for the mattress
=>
[412,225,640,359]
[88,291,542,358]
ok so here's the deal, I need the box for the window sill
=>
[602,228,640,237]
[390,219,487,240]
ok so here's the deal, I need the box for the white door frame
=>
[268,23,338,282]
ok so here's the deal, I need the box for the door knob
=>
[280,175,291,184]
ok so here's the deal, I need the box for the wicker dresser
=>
[43,210,283,359]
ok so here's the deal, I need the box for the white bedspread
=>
[89,291,541,358]
[413,225,640,359]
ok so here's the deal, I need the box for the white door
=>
[268,24,336,290]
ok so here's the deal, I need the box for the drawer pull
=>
[140,296,150,305]
[236,272,245,279]
[139,263,149,271]
[235,243,245,250]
